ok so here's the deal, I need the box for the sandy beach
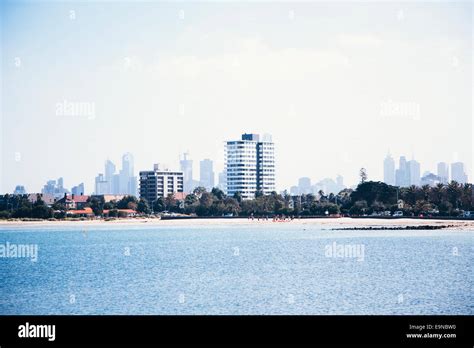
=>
[1,217,474,230]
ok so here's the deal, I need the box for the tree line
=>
[0,180,472,219]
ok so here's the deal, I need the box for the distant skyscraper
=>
[180,152,196,193]
[217,170,227,192]
[95,155,137,196]
[437,162,449,184]
[335,175,345,192]
[13,185,27,195]
[105,159,116,193]
[118,153,136,195]
[95,174,109,194]
[407,159,420,186]
[298,177,311,194]
[395,156,409,187]
[42,177,69,198]
[119,153,137,195]
[199,159,215,191]
[451,162,468,184]
[312,177,342,195]
[290,186,299,196]
[225,133,275,199]
[112,174,120,194]
[71,183,85,195]
[383,153,395,185]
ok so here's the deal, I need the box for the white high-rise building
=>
[383,153,395,185]
[225,133,275,200]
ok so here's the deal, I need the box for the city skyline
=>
[383,152,469,188]
[11,147,471,197]
[1,1,472,194]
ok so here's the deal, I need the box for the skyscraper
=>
[95,155,137,196]
[335,175,345,192]
[13,185,27,195]
[217,171,227,192]
[119,153,137,195]
[199,159,215,191]
[105,159,116,193]
[407,160,420,186]
[225,133,275,199]
[437,162,449,184]
[180,152,194,193]
[395,156,409,187]
[298,177,311,194]
[41,177,69,198]
[451,162,468,184]
[95,174,109,194]
[383,153,395,185]
[71,183,85,196]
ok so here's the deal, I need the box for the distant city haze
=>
[1,1,472,194]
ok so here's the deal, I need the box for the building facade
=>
[225,133,275,200]
[139,164,184,203]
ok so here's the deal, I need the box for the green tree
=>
[88,196,104,216]
[117,196,138,209]
[137,198,151,214]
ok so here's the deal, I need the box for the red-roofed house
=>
[57,194,90,210]
[66,207,94,217]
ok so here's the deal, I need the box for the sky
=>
[1,0,472,194]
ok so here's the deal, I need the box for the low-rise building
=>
[139,164,184,203]
[66,207,94,218]
[56,194,90,210]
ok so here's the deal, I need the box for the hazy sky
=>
[1,0,472,194]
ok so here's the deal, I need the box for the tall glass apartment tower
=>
[225,133,275,199]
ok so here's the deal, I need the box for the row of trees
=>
[344,181,473,216]
[0,194,151,219]
[0,195,54,219]
[0,181,472,219]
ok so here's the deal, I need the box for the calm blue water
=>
[0,222,473,315]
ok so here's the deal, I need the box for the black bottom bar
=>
[0,315,472,346]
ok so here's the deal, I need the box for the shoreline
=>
[1,217,474,230]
